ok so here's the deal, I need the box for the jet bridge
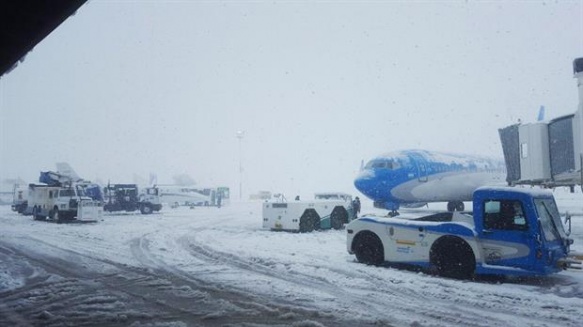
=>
[499,57,583,190]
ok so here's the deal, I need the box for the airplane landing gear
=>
[388,210,400,217]
[447,201,464,212]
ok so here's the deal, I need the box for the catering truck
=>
[347,186,581,278]
[263,192,356,232]
[28,183,102,223]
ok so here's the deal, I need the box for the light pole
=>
[236,131,245,200]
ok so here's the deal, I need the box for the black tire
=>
[140,204,153,215]
[32,206,39,220]
[353,232,384,265]
[455,202,465,212]
[330,207,348,230]
[448,201,464,212]
[56,209,70,223]
[430,237,475,279]
[33,206,46,221]
[54,209,64,223]
[299,209,319,233]
[17,202,27,214]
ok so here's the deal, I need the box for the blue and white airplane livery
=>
[354,150,506,215]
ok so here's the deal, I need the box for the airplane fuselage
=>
[354,150,506,211]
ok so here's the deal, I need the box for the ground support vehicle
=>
[139,186,163,213]
[28,183,102,223]
[103,184,162,214]
[263,193,356,232]
[11,184,28,214]
[347,186,581,278]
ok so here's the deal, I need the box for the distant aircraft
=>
[156,185,230,207]
[537,105,545,121]
[55,162,83,182]
[354,149,506,216]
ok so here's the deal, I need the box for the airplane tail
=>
[55,162,82,181]
[537,105,545,121]
[149,173,157,186]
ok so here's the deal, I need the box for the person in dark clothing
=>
[353,196,361,217]
[217,194,222,208]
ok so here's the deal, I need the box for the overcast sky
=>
[1,1,582,199]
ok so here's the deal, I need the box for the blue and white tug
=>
[347,186,581,278]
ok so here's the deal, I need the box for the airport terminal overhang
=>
[0,0,87,77]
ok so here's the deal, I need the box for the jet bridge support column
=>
[573,58,583,185]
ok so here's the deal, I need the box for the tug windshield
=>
[534,198,567,242]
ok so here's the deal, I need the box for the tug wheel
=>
[353,232,384,265]
[330,207,348,230]
[430,236,475,279]
[299,209,319,233]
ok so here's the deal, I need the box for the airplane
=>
[156,184,230,207]
[354,149,506,216]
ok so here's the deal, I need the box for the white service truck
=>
[28,183,103,222]
[262,193,356,232]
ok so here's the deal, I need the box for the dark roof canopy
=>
[0,0,87,77]
[574,58,583,75]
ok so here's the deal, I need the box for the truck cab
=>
[347,186,579,278]
[139,186,163,214]
[11,184,28,214]
[473,187,574,275]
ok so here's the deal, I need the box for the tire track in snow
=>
[0,239,182,327]
[1,236,299,327]
[176,234,496,327]
[129,233,355,326]
[176,233,583,327]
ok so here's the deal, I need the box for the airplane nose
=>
[354,172,379,198]
[354,176,366,192]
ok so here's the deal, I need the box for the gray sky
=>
[1,0,582,199]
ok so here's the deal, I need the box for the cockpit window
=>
[364,160,376,169]
[373,161,387,169]
[365,159,401,170]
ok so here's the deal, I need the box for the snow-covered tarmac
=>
[1,190,582,327]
